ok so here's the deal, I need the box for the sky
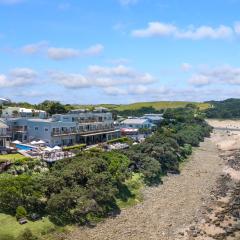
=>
[1,0,240,104]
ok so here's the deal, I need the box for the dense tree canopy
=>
[204,98,240,119]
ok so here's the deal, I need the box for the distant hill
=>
[74,101,210,112]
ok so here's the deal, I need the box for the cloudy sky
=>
[1,0,240,104]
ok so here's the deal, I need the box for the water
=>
[15,144,34,151]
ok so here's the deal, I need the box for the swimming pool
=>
[15,144,35,151]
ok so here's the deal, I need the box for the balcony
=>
[51,127,116,137]
[51,130,77,136]
[0,131,11,138]
[11,127,27,133]
[79,127,115,135]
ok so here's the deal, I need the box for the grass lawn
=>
[0,154,26,163]
[0,213,56,239]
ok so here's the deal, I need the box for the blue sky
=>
[1,0,240,104]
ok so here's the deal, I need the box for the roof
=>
[122,118,149,125]
[27,118,53,123]
[142,116,163,121]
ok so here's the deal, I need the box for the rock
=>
[190,226,195,231]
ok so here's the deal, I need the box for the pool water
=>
[15,144,35,151]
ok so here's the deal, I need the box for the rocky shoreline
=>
[57,124,240,240]
[179,149,240,240]
[65,131,225,240]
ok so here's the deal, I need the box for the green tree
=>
[37,100,67,115]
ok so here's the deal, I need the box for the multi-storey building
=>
[0,121,10,148]
[3,107,120,147]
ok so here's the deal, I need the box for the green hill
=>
[74,101,210,111]
[113,101,210,111]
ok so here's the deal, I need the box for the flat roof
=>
[28,118,53,123]
[122,118,149,124]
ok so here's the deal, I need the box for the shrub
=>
[14,157,30,166]
[18,229,38,240]
[63,144,86,151]
[16,206,27,220]
[107,137,129,144]
[87,147,103,153]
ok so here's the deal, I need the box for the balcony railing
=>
[0,132,11,138]
[51,130,77,136]
[11,127,27,132]
[51,127,116,136]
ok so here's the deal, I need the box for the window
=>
[35,127,38,131]
[45,128,49,132]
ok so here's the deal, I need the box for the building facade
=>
[0,121,10,147]
[121,118,154,129]
[3,107,120,147]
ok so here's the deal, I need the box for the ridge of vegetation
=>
[204,98,240,119]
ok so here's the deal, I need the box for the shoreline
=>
[179,146,240,240]
[54,120,240,240]
[65,131,224,240]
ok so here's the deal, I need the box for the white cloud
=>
[83,44,104,56]
[0,68,38,88]
[132,22,177,37]
[189,65,240,87]
[51,65,156,89]
[49,71,91,89]
[176,25,233,40]
[103,87,128,95]
[132,21,234,40]
[234,22,240,34]
[119,0,138,6]
[20,42,104,60]
[47,47,80,60]
[103,85,169,96]
[88,65,134,77]
[21,41,48,54]
[88,65,155,84]
[189,74,211,87]
[181,63,192,72]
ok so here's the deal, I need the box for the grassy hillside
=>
[73,104,120,110]
[74,101,210,111]
[114,101,210,111]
